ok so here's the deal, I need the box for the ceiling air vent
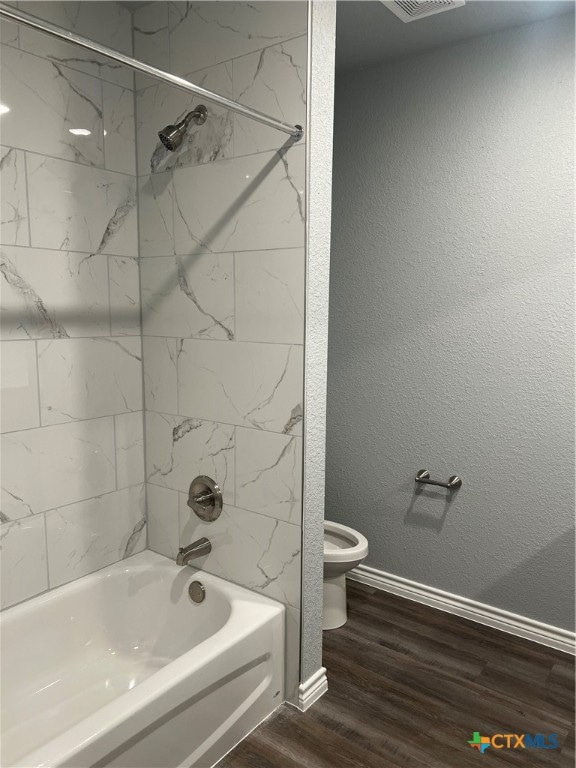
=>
[381,0,466,23]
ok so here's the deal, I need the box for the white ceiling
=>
[336,0,575,72]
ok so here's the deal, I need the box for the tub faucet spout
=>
[177,537,211,566]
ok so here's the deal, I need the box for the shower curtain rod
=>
[0,2,304,141]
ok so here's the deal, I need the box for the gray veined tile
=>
[0,147,29,247]
[168,1,307,77]
[115,411,145,490]
[142,336,179,415]
[133,2,170,77]
[173,146,305,254]
[136,62,233,177]
[235,248,305,344]
[103,83,136,176]
[27,155,137,257]
[0,46,104,167]
[0,16,19,48]
[0,516,48,609]
[109,256,141,336]
[0,246,109,340]
[147,484,180,560]
[46,485,146,589]
[138,173,174,257]
[178,340,303,435]
[37,337,143,425]
[179,500,301,608]
[233,36,307,157]
[0,340,40,434]
[145,411,235,503]
[1,417,116,519]
[141,254,234,340]
[236,429,302,525]
[18,1,134,89]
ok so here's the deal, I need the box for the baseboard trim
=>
[296,667,328,711]
[349,565,575,656]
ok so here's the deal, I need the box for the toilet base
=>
[323,573,347,630]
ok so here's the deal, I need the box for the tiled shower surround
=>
[1,1,307,696]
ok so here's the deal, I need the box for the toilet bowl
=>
[323,520,368,630]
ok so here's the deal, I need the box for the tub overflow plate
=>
[189,581,206,603]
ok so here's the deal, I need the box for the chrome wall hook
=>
[415,469,462,490]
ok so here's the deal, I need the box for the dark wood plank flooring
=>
[219,582,575,767]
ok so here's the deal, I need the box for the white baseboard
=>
[349,565,575,656]
[296,667,328,711]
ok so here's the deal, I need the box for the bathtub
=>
[0,550,285,768]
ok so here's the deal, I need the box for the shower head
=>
[158,105,208,151]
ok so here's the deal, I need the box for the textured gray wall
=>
[326,16,575,631]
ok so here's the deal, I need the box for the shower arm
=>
[0,2,304,142]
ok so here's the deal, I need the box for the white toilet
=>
[323,520,368,630]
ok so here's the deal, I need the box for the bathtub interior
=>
[0,554,251,766]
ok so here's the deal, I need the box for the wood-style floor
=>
[220,582,575,768]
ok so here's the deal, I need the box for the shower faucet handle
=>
[187,475,223,522]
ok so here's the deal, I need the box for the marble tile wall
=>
[0,2,146,610]
[134,1,308,701]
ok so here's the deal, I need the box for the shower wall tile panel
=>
[27,155,137,257]
[168,2,307,77]
[37,337,143,425]
[145,411,235,502]
[0,2,145,611]
[0,340,40,434]
[0,147,29,246]
[45,485,146,589]
[0,246,110,340]
[177,339,303,434]
[135,2,307,697]
[141,254,234,340]
[179,499,301,609]
[172,147,305,254]
[18,1,133,88]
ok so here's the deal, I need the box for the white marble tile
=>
[46,485,146,589]
[136,62,233,177]
[134,2,170,75]
[235,248,304,344]
[37,337,142,425]
[0,340,40,433]
[147,483,179,560]
[142,336,179,414]
[178,340,303,435]
[180,500,301,608]
[138,173,174,257]
[0,147,29,246]
[169,1,307,77]
[141,254,234,340]
[109,256,141,336]
[0,516,48,609]
[27,155,137,257]
[0,17,19,48]
[146,411,235,501]
[173,147,305,254]
[115,412,145,490]
[0,246,109,340]
[285,605,301,704]
[18,2,133,89]
[103,83,136,175]
[1,417,116,520]
[0,46,104,167]
[236,429,302,525]
[233,36,307,157]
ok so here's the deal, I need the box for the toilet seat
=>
[324,520,368,564]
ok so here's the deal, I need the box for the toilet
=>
[323,520,368,630]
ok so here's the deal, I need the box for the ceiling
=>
[336,0,575,72]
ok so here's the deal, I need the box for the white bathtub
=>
[0,550,284,768]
